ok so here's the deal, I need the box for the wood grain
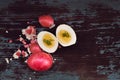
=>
[0,0,120,80]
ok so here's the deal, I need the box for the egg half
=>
[37,31,58,53]
[56,24,77,47]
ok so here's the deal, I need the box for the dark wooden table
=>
[0,0,120,80]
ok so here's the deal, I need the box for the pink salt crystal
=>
[27,22,30,24]
[21,39,27,45]
[24,60,27,63]
[5,58,9,64]
[19,37,24,42]
[13,49,21,59]
[18,37,27,44]
[21,50,28,57]
[24,44,29,48]
[10,58,12,61]
[15,51,21,57]
[8,40,13,43]
[25,26,34,35]
[22,26,36,40]
[27,47,31,54]
[5,30,8,33]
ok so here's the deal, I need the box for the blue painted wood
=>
[0,0,120,80]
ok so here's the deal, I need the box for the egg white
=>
[56,24,77,47]
[37,31,58,53]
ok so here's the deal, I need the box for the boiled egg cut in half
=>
[56,24,77,47]
[37,31,58,53]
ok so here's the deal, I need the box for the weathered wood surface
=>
[0,0,120,80]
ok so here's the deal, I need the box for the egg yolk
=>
[43,33,55,48]
[58,30,71,44]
